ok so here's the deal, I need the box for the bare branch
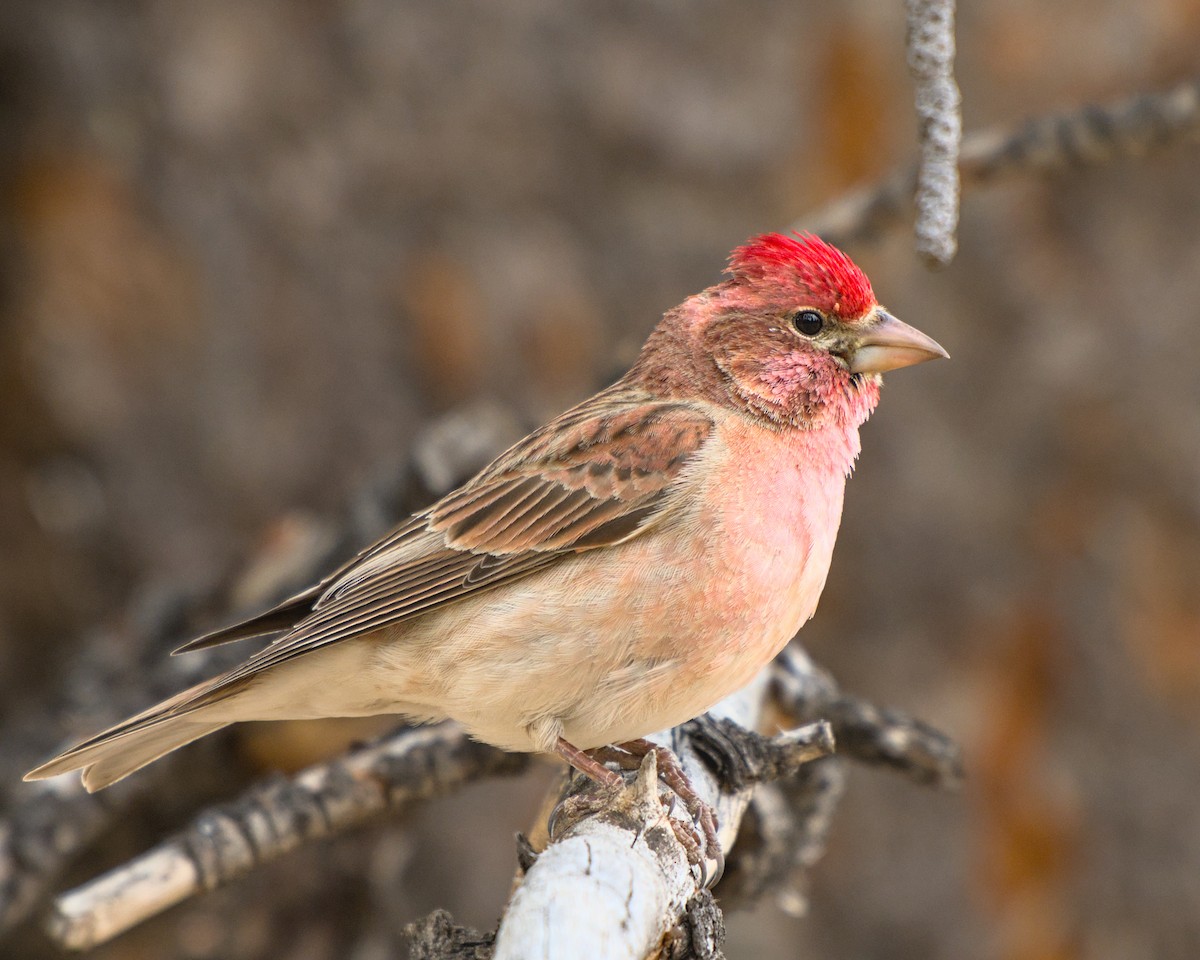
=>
[45,724,527,951]
[403,867,727,960]
[492,673,835,960]
[698,643,961,916]
[405,910,496,960]
[822,697,964,788]
[798,77,1200,250]
[716,764,846,917]
[905,0,962,266]
[684,715,835,789]
[771,644,964,789]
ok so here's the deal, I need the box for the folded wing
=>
[197,389,716,686]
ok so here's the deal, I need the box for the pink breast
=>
[698,418,858,656]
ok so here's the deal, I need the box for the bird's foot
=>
[544,768,703,867]
[551,736,723,884]
[583,739,723,883]
[614,739,722,880]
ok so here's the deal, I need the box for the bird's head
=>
[636,232,947,430]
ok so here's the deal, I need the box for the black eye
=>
[792,309,824,336]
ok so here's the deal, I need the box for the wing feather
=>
[184,390,716,692]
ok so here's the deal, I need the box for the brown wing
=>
[171,515,432,654]
[209,390,715,685]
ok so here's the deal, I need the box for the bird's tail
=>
[23,682,236,792]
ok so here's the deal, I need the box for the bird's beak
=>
[848,310,949,374]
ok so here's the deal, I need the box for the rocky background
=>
[1,1,1199,958]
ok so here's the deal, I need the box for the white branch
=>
[493,672,833,960]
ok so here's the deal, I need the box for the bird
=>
[25,232,946,799]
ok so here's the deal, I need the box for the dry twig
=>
[771,645,963,789]
[46,724,526,951]
[905,0,962,266]
[799,76,1200,250]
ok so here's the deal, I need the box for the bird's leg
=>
[554,736,623,788]
[615,738,722,874]
[546,737,625,842]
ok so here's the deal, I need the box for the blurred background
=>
[1,1,1199,958]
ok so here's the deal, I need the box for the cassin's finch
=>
[27,234,947,835]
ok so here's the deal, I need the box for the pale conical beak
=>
[848,310,949,374]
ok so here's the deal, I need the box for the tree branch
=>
[905,0,962,266]
[771,644,964,789]
[492,672,834,960]
[798,76,1200,250]
[45,724,527,951]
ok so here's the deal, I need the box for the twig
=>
[798,76,1200,250]
[689,643,962,916]
[45,723,527,951]
[771,644,964,789]
[683,715,835,789]
[716,762,846,917]
[822,696,964,788]
[405,910,496,960]
[905,0,962,266]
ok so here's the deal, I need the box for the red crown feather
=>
[727,232,875,318]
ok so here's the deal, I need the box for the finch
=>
[26,232,946,794]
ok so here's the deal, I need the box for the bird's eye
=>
[792,309,824,336]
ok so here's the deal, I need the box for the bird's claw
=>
[547,779,621,841]
[611,739,724,886]
[656,790,723,887]
[554,738,725,886]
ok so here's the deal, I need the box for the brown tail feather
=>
[25,712,229,792]
[24,670,250,791]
